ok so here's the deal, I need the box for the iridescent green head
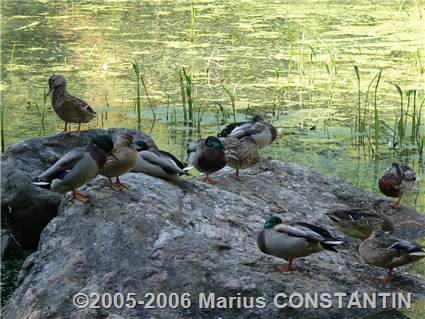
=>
[263,216,283,229]
[205,136,224,149]
[91,135,114,153]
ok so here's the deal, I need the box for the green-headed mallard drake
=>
[257,216,342,272]
[33,135,114,203]
[378,163,418,208]
[359,230,425,283]
[187,136,227,184]
[220,136,260,180]
[327,207,394,240]
[132,140,191,181]
[99,134,138,191]
[218,115,277,148]
[48,74,96,135]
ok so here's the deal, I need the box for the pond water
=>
[1,0,424,315]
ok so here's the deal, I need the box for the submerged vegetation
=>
[1,0,424,213]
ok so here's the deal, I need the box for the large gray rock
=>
[0,128,156,249]
[2,154,425,318]
[1,229,22,259]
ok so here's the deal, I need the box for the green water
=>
[1,0,424,315]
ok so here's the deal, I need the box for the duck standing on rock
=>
[378,163,418,208]
[100,134,138,191]
[327,207,394,240]
[132,140,191,181]
[187,136,227,184]
[48,74,96,135]
[359,230,425,284]
[218,115,277,148]
[33,135,115,203]
[257,216,342,272]
[220,136,260,180]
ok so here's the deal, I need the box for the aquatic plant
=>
[222,84,237,123]
[40,89,48,135]
[132,61,142,130]
[188,3,196,42]
[1,104,4,153]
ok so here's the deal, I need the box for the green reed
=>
[372,70,382,153]
[354,66,362,145]
[40,89,48,135]
[222,85,237,123]
[180,68,194,124]
[272,68,280,116]
[1,104,5,153]
[363,69,382,153]
[188,3,196,42]
[9,41,16,71]
[104,93,110,120]
[132,61,142,130]
[394,84,404,148]
[140,74,156,120]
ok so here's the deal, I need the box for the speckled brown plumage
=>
[48,74,96,134]
[100,134,138,191]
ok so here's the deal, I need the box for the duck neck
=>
[87,144,108,168]
[52,86,67,99]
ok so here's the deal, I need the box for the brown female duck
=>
[220,136,260,180]
[327,207,394,240]
[378,163,417,208]
[100,134,138,191]
[48,74,96,135]
[359,230,425,283]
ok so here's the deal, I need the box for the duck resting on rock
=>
[257,216,342,272]
[48,74,97,136]
[99,134,138,191]
[33,135,115,203]
[220,136,260,180]
[378,163,418,208]
[132,140,191,181]
[327,207,394,240]
[187,136,227,184]
[218,115,277,149]
[359,230,425,284]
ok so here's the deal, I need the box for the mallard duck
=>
[218,115,277,148]
[48,74,96,135]
[132,140,191,181]
[33,135,114,203]
[187,136,227,184]
[99,134,138,191]
[257,216,342,272]
[359,230,425,283]
[220,136,260,180]
[378,163,417,208]
[327,207,394,240]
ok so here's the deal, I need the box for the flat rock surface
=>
[3,151,425,318]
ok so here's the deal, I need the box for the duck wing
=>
[141,151,187,175]
[218,121,249,137]
[295,222,342,251]
[401,165,417,182]
[327,208,367,222]
[274,223,323,242]
[158,150,187,170]
[36,149,85,182]
[229,121,267,139]
[386,237,424,254]
[61,94,96,119]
